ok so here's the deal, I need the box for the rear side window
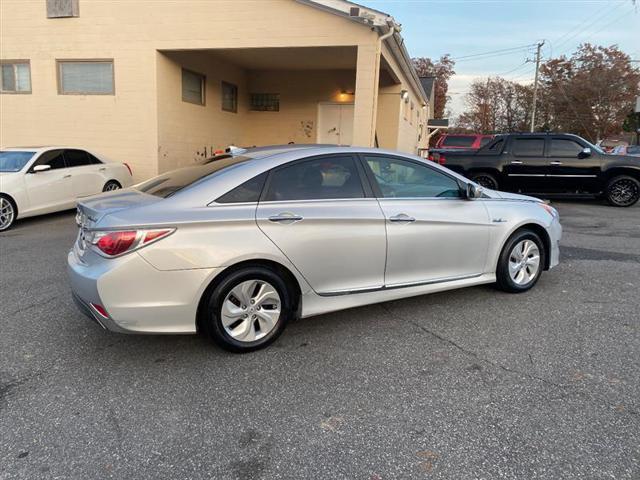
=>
[479,137,493,147]
[512,138,545,157]
[549,139,583,157]
[64,149,92,167]
[216,173,267,203]
[264,156,364,201]
[34,150,66,170]
[442,136,475,148]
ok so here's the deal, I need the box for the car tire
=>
[470,172,499,190]
[495,229,545,293]
[202,266,293,353]
[0,194,17,232]
[103,180,122,192]
[605,175,640,207]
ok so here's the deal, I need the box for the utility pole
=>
[530,41,545,133]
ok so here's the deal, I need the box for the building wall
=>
[244,70,356,147]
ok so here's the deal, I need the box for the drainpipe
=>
[364,25,394,147]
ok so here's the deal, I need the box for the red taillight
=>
[90,303,109,318]
[124,163,133,176]
[90,228,174,257]
[438,155,446,165]
[96,231,137,256]
[142,229,172,244]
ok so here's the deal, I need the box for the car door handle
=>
[550,161,562,165]
[268,213,303,223]
[99,167,107,171]
[63,174,72,178]
[510,160,523,165]
[389,213,416,223]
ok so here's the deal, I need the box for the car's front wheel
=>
[495,229,545,293]
[0,195,17,232]
[202,266,293,352]
[605,175,640,207]
[470,172,499,190]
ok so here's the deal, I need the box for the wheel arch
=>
[603,167,640,182]
[498,222,552,271]
[195,258,303,333]
[0,192,19,218]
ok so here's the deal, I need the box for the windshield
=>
[134,155,252,198]
[0,151,36,172]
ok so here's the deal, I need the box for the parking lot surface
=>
[1,200,639,479]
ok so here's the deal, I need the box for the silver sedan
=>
[68,145,562,352]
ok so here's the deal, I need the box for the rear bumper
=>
[67,248,218,334]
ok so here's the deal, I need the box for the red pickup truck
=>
[434,134,494,150]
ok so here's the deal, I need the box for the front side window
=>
[222,81,237,113]
[58,60,114,95]
[1,61,31,93]
[549,139,584,157]
[0,151,36,172]
[364,156,461,199]
[512,138,545,157]
[265,156,364,201]
[64,149,92,167]
[33,150,66,170]
[182,68,205,105]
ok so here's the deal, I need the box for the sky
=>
[365,0,640,117]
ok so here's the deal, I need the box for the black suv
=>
[429,133,640,207]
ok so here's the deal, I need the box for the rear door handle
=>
[63,174,72,178]
[99,167,107,171]
[268,213,303,223]
[389,213,415,223]
[510,160,523,165]
[550,161,563,165]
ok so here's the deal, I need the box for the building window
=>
[47,0,79,18]
[222,81,237,113]
[57,60,114,95]
[182,68,205,105]
[1,61,31,94]
[250,93,280,112]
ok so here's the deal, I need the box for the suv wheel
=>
[470,172,499,190]
[0,195,17,232]
[495,229,545,293]
[202,266,293,352]
[605,175,640,207]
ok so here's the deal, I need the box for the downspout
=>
[367,25,394,147]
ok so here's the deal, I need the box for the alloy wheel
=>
[0,198,15,231]
[221,280,281,342]
[473,175,497,190]
[508,239,540,286]
[608,179,639,207]
[104,182,121,192]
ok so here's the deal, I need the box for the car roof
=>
[1,146,87,152]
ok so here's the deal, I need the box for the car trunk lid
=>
[76,189,162,228]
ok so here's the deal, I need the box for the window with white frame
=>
[182,68,205,105]
[1,61,31,93]
[58,60,114,94]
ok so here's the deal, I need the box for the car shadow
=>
[1,209,76,235]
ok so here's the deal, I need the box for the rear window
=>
[0,151,35,172]
[442,136,475,148]
[134,155,252,198]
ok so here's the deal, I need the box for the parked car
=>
[433,133,494,150]
[68,145,561,353]
[0,147,133,231]
[428,133,640,207]
[611,144,640,157]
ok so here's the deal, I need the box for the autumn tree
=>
[412,55,456,119]
[538,44,640,142]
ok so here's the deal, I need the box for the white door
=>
[23,150,75,214]
[64,149,106,197]
[317,103,354,145]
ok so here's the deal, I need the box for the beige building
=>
[1,0,431,181]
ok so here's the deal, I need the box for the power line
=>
[450,43,538,61]
[550,0,619,48]
[496,60,532,77]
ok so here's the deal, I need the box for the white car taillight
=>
[89,228,175,257]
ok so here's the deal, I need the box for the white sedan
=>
[0,147,133,231]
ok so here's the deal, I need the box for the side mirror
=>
[578,147,591,159]
[32,164,52,173]
[466,183,484,199]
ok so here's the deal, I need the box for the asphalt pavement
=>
[1,199,639,479]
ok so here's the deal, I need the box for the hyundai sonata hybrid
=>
[0,147,133,231]
[68,145,561,352]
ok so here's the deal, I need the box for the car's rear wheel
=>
[605,175,640,207]
[0,195,17,232]
[495,229,545,293]
[103,180,122,192]
[202,266,293,352]
[470,172,499,190]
